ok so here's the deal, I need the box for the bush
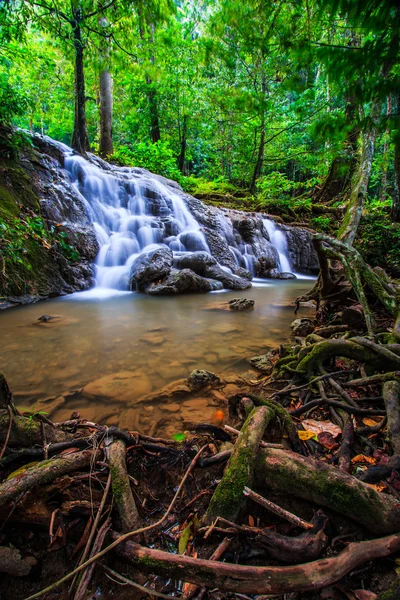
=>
[356,200,400,270]
[111,141,184,184]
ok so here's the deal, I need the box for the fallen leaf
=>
[297,430,317,441]
[172,433,185,442]
[367,482,387,492]
[351,454,377,465]
[317,431,339,450]
[362,418,381,427]
[301,419,341,438]
[248,515,255,527]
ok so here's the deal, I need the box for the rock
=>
[229,298,255,311]
[187,369,220,390]
[135,379,192,404]
[249,352,275,373]
[203,265,252,290]
[145,268,213,295]
[290,318,315,337]
[278,272,296,279]
[140,332,165,346]
[83,371,152,403]
[130,247,173,291]
[161,402,181,413]
[174,251,217,273]
[0,546,37,576]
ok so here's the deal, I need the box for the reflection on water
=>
[0,279,314,434]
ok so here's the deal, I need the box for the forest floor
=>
[1,291,400,600]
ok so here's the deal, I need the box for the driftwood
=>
[112,530,400,595]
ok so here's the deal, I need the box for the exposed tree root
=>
[112,530,400,595]
[203,406,274,524]
[109,439,140,532]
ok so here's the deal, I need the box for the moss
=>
[110,463,129,504]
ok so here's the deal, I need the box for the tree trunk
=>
[99,68,113,156]
[147,77,161,144]
[314,98,359,203]
[393,94,400,221]
[337,101,379,245]
[178,114,187,173]
[250,126,265,194]
[71,20,90,154]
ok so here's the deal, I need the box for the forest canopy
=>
[0,0,399,235]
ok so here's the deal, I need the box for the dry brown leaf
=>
[248,515,255,527]
[351,454,377,465]
[354,591,377,600]
[301,419,342,438]
[362,418,381,427]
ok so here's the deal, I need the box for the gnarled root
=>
[254,448,400,535]
[111,530,400,595]
[109,439,139,532]
[203,406,274,525]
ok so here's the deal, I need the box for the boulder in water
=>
[278,272,296,279]
[83,371,152,402]
[229,298,255,311]
[203,265,252,290]
[174,251,217,273]
[145,268,213,295]
[130,247,173,291]
[187,369,220,390]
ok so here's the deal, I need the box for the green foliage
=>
[356,200,400,270]
[0,215,79,277]
[0,66,29,124]
[111,141,184,183]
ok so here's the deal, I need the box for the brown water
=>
[0,279,314,436]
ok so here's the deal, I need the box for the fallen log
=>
[111,530,400,595]
[254,448,400,535]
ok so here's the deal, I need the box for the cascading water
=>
[63,153,210,290]
[46,140,314,294]
[263,219,292,273]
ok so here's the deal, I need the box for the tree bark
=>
[112,531,400,595]
[393,94,400,221]
[250,126,265,194]
[71,18,90,154]
[178,114,188,173]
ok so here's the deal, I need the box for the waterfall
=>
[44,141,315,294]
[63,153,210,290]
[263,219,292,273]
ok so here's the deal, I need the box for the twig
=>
[243,487,313,530]
[272,370,352,397]
[40,421,48,460]
[102,565,176,599]
[23,445,208,600]
[0,405,13,460]
[73,517,112,600]
[183,537,232,600]
[69,472,111,594]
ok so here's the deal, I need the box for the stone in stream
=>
[130,247,173,291]
[290,318,315,337]
[248,349,277,374]
[278,272,296,279]
[145,268,219,295]
[83,371,152,402]
[229,298,255,311]
[187,369,220,390]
